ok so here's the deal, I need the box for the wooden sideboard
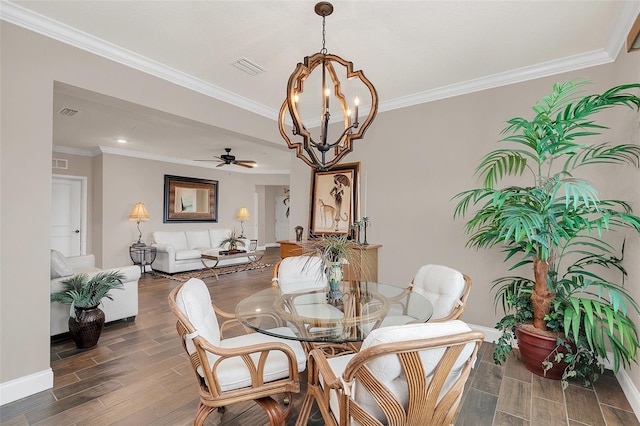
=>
[276,240,382,282]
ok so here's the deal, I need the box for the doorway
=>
[51,175,87,256]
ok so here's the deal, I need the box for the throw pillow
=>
[50,249,73,279]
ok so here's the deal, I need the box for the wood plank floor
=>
[1,247,637,425]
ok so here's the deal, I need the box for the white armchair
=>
[50,250,140,336]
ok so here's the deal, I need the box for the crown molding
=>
[0,1,277,121]
[3,1,637,117]
[52,145,97,157]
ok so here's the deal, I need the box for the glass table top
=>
[235,281,433,343]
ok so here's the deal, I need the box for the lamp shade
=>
[236,207,251,221]
[129,202,150,221]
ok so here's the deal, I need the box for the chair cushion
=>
[50,249,73,279]
[186,230,211,250]
[215,327,307,392]
[153,231,189,251]
[412,264,466,320]
[174,278,221,353]
[208,229,229,248]
[277,256,327,294]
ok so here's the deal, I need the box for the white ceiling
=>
[3,0,640,173]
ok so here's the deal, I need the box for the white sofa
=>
[151,229,251,274]
[50,251,141,336]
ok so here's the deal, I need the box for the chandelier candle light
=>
[279,1,378,171]
[129,202,150,247]
[236,207,251,238]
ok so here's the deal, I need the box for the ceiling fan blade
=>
[236,160,257,165]
[216,163,226,167]
[234,161,256,169]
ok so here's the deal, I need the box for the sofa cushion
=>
[50,249,73,279]
[153,231,189,251]
[186,230,211,250]
[175,250,202,260]
[208,229,229,248]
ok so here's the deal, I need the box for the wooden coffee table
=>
[200,250,265,280]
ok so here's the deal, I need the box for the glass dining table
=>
[235,280,434,346]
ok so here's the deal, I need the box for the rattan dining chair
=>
[272,255,351,355]
[168,278,307,426]
[296,321,484,426]
[410,264,472,322]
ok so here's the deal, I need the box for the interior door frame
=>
[52,174,88,255]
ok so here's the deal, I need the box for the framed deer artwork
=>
[309,162,360,237]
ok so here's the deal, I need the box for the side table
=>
[129,245,157,274]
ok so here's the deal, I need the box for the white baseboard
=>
[0,368,53,406]
[467,322,640,420]
[265,242,280,248]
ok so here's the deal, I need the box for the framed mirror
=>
[163,175,218,222]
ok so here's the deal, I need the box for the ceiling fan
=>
[195,148,257,169]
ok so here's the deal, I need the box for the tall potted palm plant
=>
[454,80,640,386]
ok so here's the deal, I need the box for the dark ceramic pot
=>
[515,324,570,380]
[68,306,105,349]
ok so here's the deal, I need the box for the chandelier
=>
[278,1,378,171]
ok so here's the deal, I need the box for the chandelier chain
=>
[321,15,327,54]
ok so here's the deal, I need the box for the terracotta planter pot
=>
[515,324,570,380]
[68,306,105,349]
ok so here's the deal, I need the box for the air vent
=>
[52,158,68,169]
[232,57,266,76]
[57,107,79,116]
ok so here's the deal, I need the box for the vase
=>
[326,261,343,304]
[68,306,105,349]
[515,323,572,380]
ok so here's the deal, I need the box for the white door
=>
[275,195,289,241]
[51,176,86,256]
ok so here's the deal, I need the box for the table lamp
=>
[129,202,150,247]
[236,207,251,238]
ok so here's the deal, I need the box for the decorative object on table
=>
[278,1,378,171]
[302,234,362,304]
[219,229,245,253]
[128,202,150,247]
[295,225,304,242]
[309,162,359,237]
[453,80,640,387]
[193,147,257,168]
[50,271,125,349]
[235,207,251,238]
[163,174,218,223]
[361,216,370,246]
[129,245,157,274]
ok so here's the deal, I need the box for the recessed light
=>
[117,139,128,144]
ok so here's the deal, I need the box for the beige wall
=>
[0,21,286,395]
[1,19,639,402]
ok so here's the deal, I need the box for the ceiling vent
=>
[52,158,68,169]
[57,107,79,116]
[232,57,266,76]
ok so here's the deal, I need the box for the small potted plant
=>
[453,80,640,387]
[219,229,245,253]
[303,235,363,303]
[51,271,125,349]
